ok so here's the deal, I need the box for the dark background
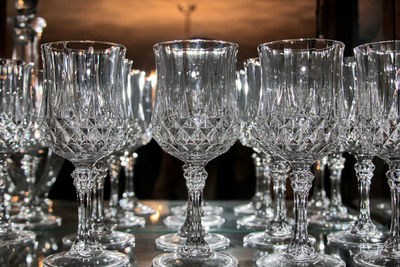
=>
[0,0,399,204]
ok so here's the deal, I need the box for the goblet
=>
[151,39,239,267]
[117,69,155,216]
[252,38,345,266]
[327,56,387,249]
[309,57,357,230]
[105,68,151,228]
[40,41,129,267]
[236,59,274,229]
[10,69,63,230]
[351,40,400,266]
[0,58,36,248]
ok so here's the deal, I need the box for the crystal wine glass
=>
[151,39,239,267]
[309,57,357,230]
[328,55,387,249]
[252,38,346,267]
[61,59,137,250]
[10,69,63,230]
[40,41,129,267]
[236,59,274,229]
[105,67,150,228]
[352,40,400,266]
[0,58,36,248]
[117,69,155,216]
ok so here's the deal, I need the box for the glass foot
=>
[244,231,291,252]
[327,227,387,250]
[119,200,156,215]
[164,215,225,229]
[156,232,230,252]
[256,251,345,267]
[308,213,356,231]
[62,230,135,250]
[236,215,271,230]
[244,232,316,252]
[171,204,224,216]
[11,211,61,230]
[43,250,129,267]
[134,202,156,215]
[233,202,255,215]
[354,249,400,267]
[106,209,145,230]
[152,251,238,267]
[0,229,36,248]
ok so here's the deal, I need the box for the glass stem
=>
[327,153,347,216]
[69,167,102,257]
[0,156,10,234]
[122,152,138,208]
[286,162,316,260]
[92,164,109,234]
[383,161,400,256]
[353,156,374,227]
[19,153,40,215]
[267,159,291,234]
[177,163,212,259]
[251,152,262,206]
[108,155,120,213]
[255,154,272,218]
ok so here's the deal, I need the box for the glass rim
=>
[153,39,238,52]
[258,38,345,52]
[354,39,400,54]
[41,40,127,53]
[0,58,34,67]
[243,57,259,67]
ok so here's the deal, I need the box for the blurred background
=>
[0,0,399,204]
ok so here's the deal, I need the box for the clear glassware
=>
[40,41,129,267]
[0,58,36,248]
[7,15,46,75]
[236,59,273,229]
[151,39,239,267]
[327,56,387,249]
[350,40,400,266]
[309,57,357,231]
[252,38,345,267]
[105,67,151,228]
[308,157,330,214]
[10,69,63,230]
[170,203,224,216]
[63,60,144,247]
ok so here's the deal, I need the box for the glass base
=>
[354,249,400,267]
[0,229,36,248]
[106,210,145,230]
[308,213,356,231]
[233,202,255,216]
[43,250,129,267]
[256,251,345,267]
[327,228,387,250]
[11,211,61,230]
[62,230,135,251]
[171,204,224,216]
[163,215,225,229]
[244,232,316,252]
[155,232,230,252]
[236,215,270,230]
[152,251,238,267]
[119,200,156,215]
[243,231,291,252]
